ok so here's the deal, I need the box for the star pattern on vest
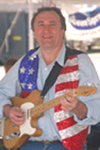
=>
[28,68,34,75]
[21,82,25,89]
[27,83,33,89]
[28,55,37,61]
[19,51,38,92]
[20,67,26,73]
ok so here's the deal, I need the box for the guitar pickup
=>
[6,131,20,140]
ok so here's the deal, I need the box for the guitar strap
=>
[40,47,83,98]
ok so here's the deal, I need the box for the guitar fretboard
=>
[31,94,64,117]
[30,86,96,117]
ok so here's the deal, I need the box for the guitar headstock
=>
[68,85,97,97]
[75,86,97,96]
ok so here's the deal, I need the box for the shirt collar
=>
[56,43,66,66]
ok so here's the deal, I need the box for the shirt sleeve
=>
[74,53,100,125]
[0,58,22,119]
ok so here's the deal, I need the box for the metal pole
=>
[0,10,22,55]
[28,0,34,50]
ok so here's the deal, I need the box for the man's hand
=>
[3,104,25,125]
[61,92,88,120]
[61,95,78,112]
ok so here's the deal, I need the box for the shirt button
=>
[45,67,48,70]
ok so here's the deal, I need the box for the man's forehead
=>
[35,10,60,21]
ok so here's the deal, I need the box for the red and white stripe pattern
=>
[54,55,89,150]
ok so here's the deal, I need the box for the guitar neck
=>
[30,90,76,117]
[30,85,96,117]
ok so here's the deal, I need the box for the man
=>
[0,7,100,150]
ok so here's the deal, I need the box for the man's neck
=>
[41,44,63,65]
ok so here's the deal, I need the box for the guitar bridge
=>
[6,131,20,140]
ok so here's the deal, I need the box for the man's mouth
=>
[43,36,52,39]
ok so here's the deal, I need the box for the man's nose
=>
[43,25,50,32]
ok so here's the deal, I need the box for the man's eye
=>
[38,23,44,27]
[50,23,56,26]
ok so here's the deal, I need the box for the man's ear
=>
[62,30,65,39]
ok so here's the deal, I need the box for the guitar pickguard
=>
[20,102,36,136]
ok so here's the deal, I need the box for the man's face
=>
[33,11,65,51]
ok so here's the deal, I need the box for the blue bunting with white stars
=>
[19,48,39,92]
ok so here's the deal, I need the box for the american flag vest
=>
[19,48,89,150]
[54,55,89,150]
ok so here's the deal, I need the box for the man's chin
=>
[42,45,52,50]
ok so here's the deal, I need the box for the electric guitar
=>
[3,86,97,149]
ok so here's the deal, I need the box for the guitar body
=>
[3,86,97,149]
[3,90,43,149]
